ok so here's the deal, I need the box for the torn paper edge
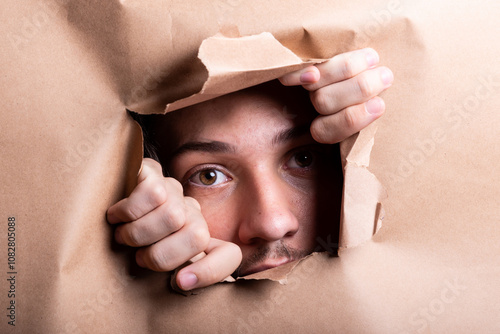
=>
[164,32,317,113]
[339,123,387,250]
[150,31,388,287]
[171,252,327,296]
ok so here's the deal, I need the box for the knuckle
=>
[148,182,168,206]
[163,204,186,232]
[189,227,210,253]
[123,225,143,246]
[123,206,141,222]
[310,119,329,143]
[340,55,355,78]
[355,74,375,98]
[146,247,170,271]
[343,106,359,129]
[311,90,331,114]
[184,196,201,210]
[165,177,184,193]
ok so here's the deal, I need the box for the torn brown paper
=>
[163,31,384,252]
[1,0,499,333]
[339,124,387,249]
[164,32,314,112]
[172,253,312,296]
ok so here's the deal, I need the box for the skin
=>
[154,84,343,277]
[107,48,394,291]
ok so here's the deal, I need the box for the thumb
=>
[173,239,242,291]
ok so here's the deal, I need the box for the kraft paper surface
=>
[1,0,499,333]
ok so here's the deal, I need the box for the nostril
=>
[237,208,300,244]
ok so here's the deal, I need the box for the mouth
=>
[240,257,294,277]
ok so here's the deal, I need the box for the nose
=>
[237,172,299,245]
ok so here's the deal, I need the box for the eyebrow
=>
[271,124,311,146]
[171,124,312,158]
[170,141,236,159]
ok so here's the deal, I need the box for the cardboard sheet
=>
[1,0,499,333]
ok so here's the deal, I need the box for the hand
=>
[279,48,393,144]
[106,158,242,290]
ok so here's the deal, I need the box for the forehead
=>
[161,82,314,141]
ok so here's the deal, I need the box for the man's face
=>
[152,83,342,276]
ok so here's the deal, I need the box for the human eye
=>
[282,144,334,178]
[187,166,232,187]
[285,149,316,170]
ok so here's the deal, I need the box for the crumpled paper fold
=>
[2,1,499,333]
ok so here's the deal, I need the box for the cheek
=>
[193,193,240,243]
[291,191,319,240]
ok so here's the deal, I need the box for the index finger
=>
[175,238,242,291]
[107,159,179,224]
[279,48,379,89]
[138,158,164,183]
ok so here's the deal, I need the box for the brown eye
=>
[188,168,231,187]
[294,151,313,168]
[199,170,217,185]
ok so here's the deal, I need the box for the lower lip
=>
[245,258,293,276]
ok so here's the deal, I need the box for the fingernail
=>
[114,229,124,244]
[300,70,318,84]
[380,68,394,87]
[364,48,379,67]
[365,98,383,115]
[178,272,198,291]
